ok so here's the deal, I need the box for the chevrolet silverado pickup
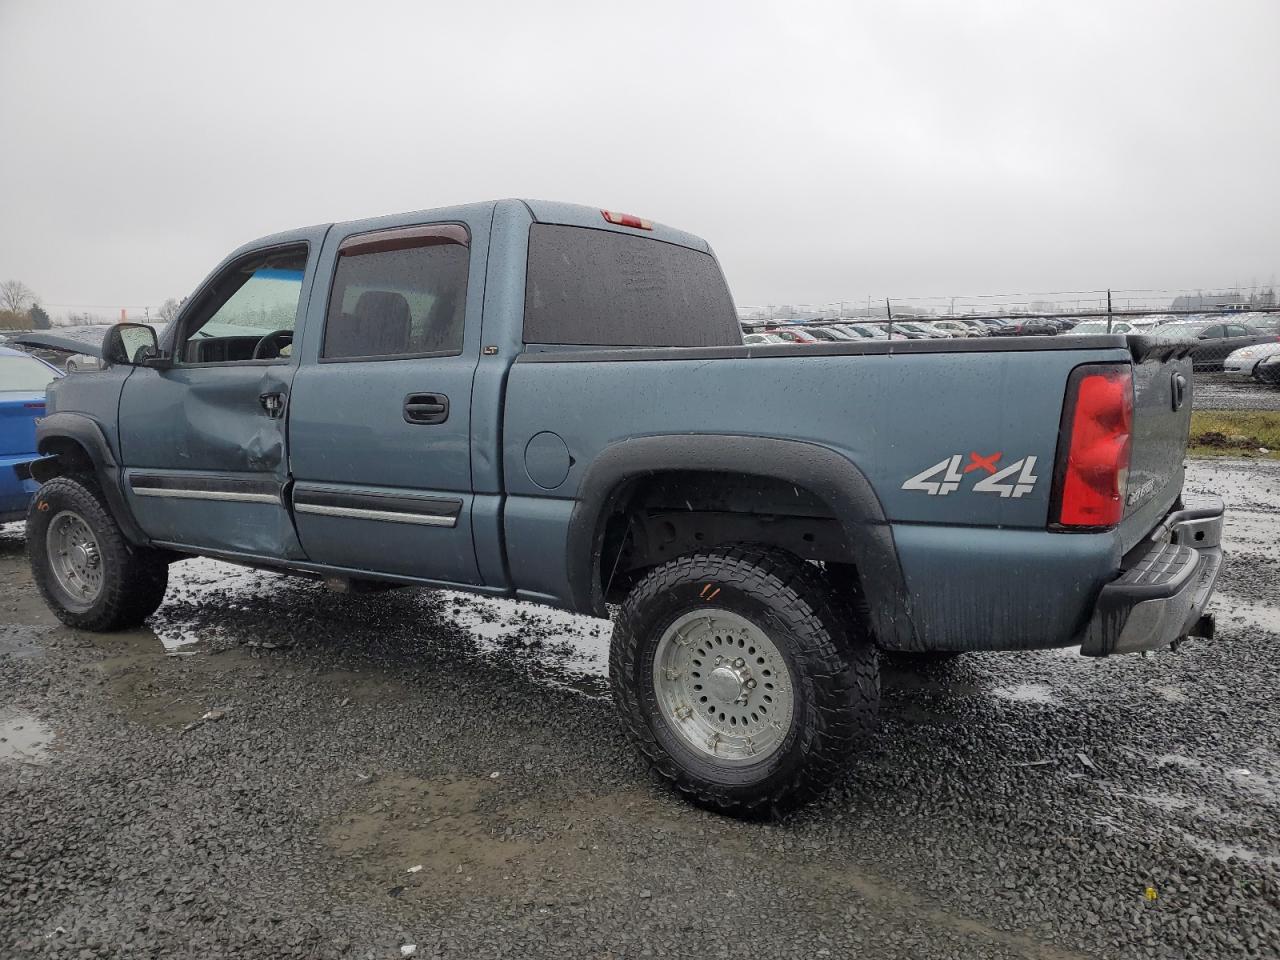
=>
[25,199,1223,816]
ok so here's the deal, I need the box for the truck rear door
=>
[285,211,490,585]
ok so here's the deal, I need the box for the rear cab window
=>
[523,224,740,347]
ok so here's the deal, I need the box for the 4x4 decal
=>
[902,452,1039,498]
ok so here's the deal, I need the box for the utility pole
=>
[886,298,894,340]
[1106,289,1113,334]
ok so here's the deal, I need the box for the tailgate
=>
[1117,340,1195,553]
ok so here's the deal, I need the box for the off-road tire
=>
[610,546,878,818]
[27,474,169,631]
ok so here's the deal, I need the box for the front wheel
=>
[610,547,878,817]
[27,475,170,631]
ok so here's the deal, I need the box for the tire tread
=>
[610,546,878,817]
[27,474,169,631]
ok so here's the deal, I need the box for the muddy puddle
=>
[324,772,665,902]
[0,706,54,765]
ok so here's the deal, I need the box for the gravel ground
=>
[3,460,1279,959]
[1194,373,1280,411]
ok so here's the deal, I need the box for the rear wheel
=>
[610,546,878,817]
[27,475,170,630]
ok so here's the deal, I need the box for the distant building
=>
[1172,290,1276,312]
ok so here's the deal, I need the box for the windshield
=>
[0,354,56,392]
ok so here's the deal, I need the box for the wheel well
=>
[33,436,95,480]
[597,470,860,604]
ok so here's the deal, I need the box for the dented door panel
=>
[115,226,325,558]
[118,363,305,557]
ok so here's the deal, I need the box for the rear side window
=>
[323,224,470,361]
[523,224,740,347]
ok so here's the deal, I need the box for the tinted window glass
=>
[524,224,740,347]
[323,227,469,360]
[182,246,307,363]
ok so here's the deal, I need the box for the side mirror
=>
[102,323,161,367]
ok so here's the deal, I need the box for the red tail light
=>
[1051,364,1133,530]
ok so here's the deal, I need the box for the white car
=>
[929,320,977,337]
[1222,341,1280,381]
[1066,320,1137,335]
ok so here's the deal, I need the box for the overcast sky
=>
[1,0,1277,314]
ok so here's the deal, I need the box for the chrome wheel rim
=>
[46,510,104,608]
[652,608,794,765]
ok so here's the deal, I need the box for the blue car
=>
[0,345,62,522]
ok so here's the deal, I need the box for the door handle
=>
[259,392,286,419]
[403,392,449,425]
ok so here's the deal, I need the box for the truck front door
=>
[117,232,323,558]
[285,216,486,585]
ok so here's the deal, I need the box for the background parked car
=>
[891,321,950,339]
[803,325,863,342]
[1151,320,1278,372]
[846,323,910,340]
[924,320,977,337]
[834,323,903,341]
[0,346,62,522]
[988,318,1058,336]
[1066,319,1138,336]
[1255,353,1280,385]
[762,327,820,344]
[1222,341,1280,381]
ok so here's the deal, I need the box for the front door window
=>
[181,246,307,364]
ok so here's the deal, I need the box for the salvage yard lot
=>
[2,460,1278,960]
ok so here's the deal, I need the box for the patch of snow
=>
[435,591,612,679]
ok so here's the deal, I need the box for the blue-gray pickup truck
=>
[25,199,1223,816]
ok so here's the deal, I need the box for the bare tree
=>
[0,280,37,314]
[157,297,182,323]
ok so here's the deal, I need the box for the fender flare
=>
[565,434,919,648]
[34,412,149,545]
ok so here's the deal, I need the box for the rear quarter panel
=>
[502,345,1139,650]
